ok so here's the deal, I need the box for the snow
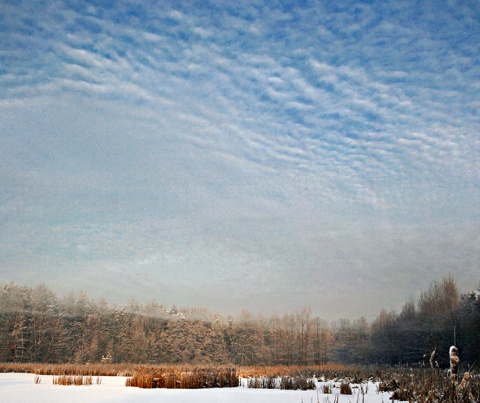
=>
[0,373,393,402]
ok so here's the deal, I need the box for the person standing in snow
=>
[449,346,459,380]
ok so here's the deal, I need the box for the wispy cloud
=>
[1,0,479,319]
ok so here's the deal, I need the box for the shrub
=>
[339,381,352,394]
[247,376,277,389]
[280,376,316,390]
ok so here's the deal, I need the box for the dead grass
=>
[4,361,480,400]
[279,375,316,390]
[51,375,93,386]
[238,363,347,378]
[125,366,239,389]
[1,362,347,378]
[244,364,346,391]
[0,362,134,376]
[247,376,277,389]
[377,368,480,402]
[339,381,352,394]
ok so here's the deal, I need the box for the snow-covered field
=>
[0,373,393,402]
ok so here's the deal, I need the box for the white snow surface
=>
[0,373,393,402]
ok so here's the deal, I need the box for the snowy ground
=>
[0,373,393,402]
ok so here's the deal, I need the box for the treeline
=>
[0,276,479,368]
[367,276,480,367]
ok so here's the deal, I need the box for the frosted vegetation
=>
[0,276,478,367]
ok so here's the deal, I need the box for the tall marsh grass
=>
[377,368,479,402]
[2,361,479,400]
[52,375,93,386]
[125,366,239,389]
[0,362,134,376]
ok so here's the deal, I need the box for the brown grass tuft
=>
[339,381,352,394]
[52,375,94,386]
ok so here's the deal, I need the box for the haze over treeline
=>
[1,276,479,367]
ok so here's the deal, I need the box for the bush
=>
[280,376,316,390]
[247,376,277,389]
[339,381,352,394]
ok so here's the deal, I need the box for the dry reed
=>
[126,366,239,389]
[0,362,134,377]
[52,375,94,386]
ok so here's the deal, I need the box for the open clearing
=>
[0,373,391,403]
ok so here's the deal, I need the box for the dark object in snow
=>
[390,389,410,401]
[339,381,352,395]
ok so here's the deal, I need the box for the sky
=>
[1,0,479,321]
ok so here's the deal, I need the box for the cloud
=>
[0,0,479,320]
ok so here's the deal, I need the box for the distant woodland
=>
[1,276,479,367]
